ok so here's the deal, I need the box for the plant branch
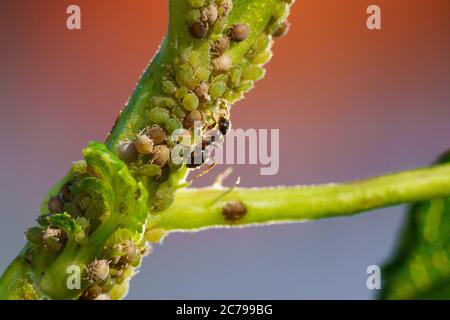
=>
[148,163,450,231]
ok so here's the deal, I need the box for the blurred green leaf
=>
[381,150,450,299]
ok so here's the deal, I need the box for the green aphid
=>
[150,96,177,109]
[26,227,43,244]
[172,107,187,119]
[212,17,227,34]
[149,107,170,126]
[176,63,195,86]
[253,51,272,65]
[165,118,183,133]
[183,93,199,111]
[185,9,201,24]
[195,67,211,83]
[161,80,177,95]
[214,73,229,84]
[229,66,242,86]
[255,34,271,53]
[135,164,161,177]
[179,45,193,61]
[243,65,265,81]
[209,81,227,100]
[153,185,175,212]
[237,80,254,93]
[188,51,201,67]
[175,86,189,100]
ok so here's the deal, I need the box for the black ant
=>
[186,113,230,169]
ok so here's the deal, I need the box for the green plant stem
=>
[0,0,294,300]
[148,163,450,231]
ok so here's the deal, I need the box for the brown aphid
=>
[80,285,102,300]
[146,125,167,145]
[229,23,249,42]
[135,134,154,155]
[86,259,110,284]
[189,21,207,39]
[118,141,138,163]
[272,21,291,38]
[48,196,64,213]
[201,4,218,24]
[42,228,66,251]
[151,145,171,167]
[59,182,73,202]
[222,200,247,221]
[212,54,232,72]
[183,110,204,129]
[117,240,138,264]
[211,37,230,56]
[155,164,171,183]
[194,82,211,102]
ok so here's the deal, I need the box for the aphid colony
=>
[24,163,155,300]
[22,0,294,300]
[118,0,291,173]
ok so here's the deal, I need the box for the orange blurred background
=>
[0,0,449,298]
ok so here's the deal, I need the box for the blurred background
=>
[0,0,449,299]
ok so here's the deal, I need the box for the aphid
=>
[212,54,232,72]
[151,145,171,167]
[155,163,171,183]
[209,80,227,100]
[86,259,110,284]
[272,21,290,38]
[118,141,138,163]
[189,21,207,39]
[175,86,189,100]
[183,92,200,111]
[201,4,218,24]
[149,106,170,126]
[42,228,66,251]
[211,36,230,57]
[48,196,64,213]
[218,115,231,136]
[229,23,249,42]
[222,200,247,221]
[115,240,138,266]
[185,9,201,24]
[176,63,195,86]
[183,110,204,129]
[242,64,265,81]
[161,80,177,95]
[26,227,43,244]
[146,124,167,145]
[59,182,73,202]
[219,0,233,17]
[145,228,167,243]
[80,285,102,300]
[135,134,154,155]
[165,118,183,134]
[194,82,211,102]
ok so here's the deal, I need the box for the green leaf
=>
[381,150,450,299]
